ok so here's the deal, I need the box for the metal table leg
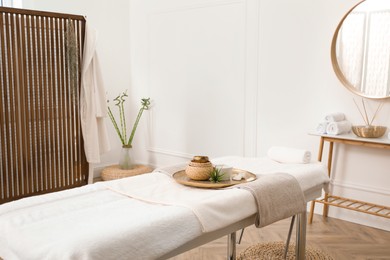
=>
[238,228,245,244]
[284,215,296,259]
[227,232,237,260]
[295,209,307,260]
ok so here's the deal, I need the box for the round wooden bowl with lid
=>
[185,156,214,181]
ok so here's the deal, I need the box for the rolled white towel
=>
[316,121,329,134]
[388,132,390,139]
[326,120,352,135]
[325,113,345,122]
[267,146,311,164]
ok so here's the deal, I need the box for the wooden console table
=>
[308,133,390,224]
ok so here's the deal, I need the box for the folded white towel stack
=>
[316,121,329,134]
[325,112,345,122]
[267,146,311,164]
[326,120,352,135]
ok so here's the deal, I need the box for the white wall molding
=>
[144,0,259,163]
[331,179,390,196]
[149,0,245,16]
[147,147,193,160]
[243,0,260,157]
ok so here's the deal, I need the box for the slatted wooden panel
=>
[0,7,88,204]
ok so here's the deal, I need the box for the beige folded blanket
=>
[236,173,306,228]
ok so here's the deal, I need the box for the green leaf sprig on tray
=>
[107,90,151,147]
[209,167,225,183]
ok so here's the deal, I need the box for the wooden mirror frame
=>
[331,0,390,100]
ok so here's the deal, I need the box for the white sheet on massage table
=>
[0,157,328,260]
[210,156,330,197]
[0,184,202,260]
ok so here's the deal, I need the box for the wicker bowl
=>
[352,125,387,138]
[185,156,214,181]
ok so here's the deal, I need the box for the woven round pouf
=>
[238,241,334,260]
[101,164,153,181]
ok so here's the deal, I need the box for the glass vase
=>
[119,145,133,170]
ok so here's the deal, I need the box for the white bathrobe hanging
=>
[80,21,110,166]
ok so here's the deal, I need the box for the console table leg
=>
[323,194,329,218]
[323,141,334,218]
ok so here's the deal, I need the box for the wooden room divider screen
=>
[0,7,88,204]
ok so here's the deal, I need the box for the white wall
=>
[257,0,390,231]
[22,0,390,230]
[129,0,260,167]
[22,0,135,171]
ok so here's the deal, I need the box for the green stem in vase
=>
[127,98,150,146]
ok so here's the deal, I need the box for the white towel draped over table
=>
[104,173,256,233]
[0,184,201,260]
[0,157,329,260]
[211,157,330,195]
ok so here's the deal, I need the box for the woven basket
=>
[238,241,334,260]
[185,161,214,181]
[101,164,153,181]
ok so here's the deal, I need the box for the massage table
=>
[0,156,329,260]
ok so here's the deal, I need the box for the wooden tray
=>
[172,168,256,188]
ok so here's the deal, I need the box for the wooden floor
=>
[170,214,390,260]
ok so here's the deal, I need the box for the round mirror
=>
[331,0,390,99]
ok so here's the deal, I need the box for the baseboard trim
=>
[331,179,390,196]
[147,147,193,159]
